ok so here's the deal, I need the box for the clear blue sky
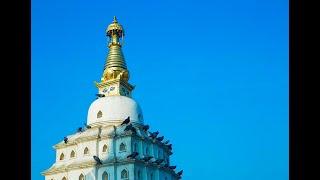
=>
[32,0,288,179]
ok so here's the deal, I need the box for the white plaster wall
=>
[77,140,99,161]
[45,167,95,180]
[56,144,83,164]
[46,165,178,180]
[55,140,104,169]
[117,164,134,180]
[46,127,178,180]
[142,141,151,157]
[67,167,96,180]
[137,139,144,159]
[97,165,115,180]
[147,167,155,180]
[151,144,158,159]
[133,164,142,180]
[98,138,113,161]
[115,136,131,159]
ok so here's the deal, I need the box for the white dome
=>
[87,95,143,126]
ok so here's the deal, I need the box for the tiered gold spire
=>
[101,16,129,82]
[95,17,134,97]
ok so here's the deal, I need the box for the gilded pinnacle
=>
[100,17,129,83]
[107,16,123,36]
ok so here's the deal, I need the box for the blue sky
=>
[32,0,288,179]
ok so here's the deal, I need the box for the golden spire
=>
[95,17,134,98]
[101,16,129,82]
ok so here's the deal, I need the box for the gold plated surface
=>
[101,17,129,82]
[97,17,133,97]
[106,16,124,36]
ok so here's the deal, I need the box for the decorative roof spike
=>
[100,17,129,83]
[113,16,118,23]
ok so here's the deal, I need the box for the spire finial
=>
[101,16,128,83]
[96,17,134,97]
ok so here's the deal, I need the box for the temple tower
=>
[42,17,182,180]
